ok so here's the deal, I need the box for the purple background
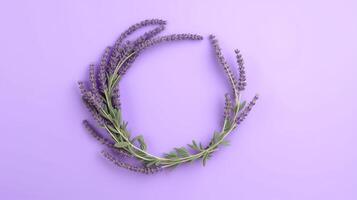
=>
[1,0,356,199]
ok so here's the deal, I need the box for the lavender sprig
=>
[83,120,132,157]
[117,33,203,76]
[234,49,247,92]
[113,19,166,50]
[101,150,162,174]
[236,94,259,125]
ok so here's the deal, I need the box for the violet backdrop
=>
[1,0,356,199]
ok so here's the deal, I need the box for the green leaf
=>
[238,101,246,112]
[188,140,200,151]
[220,140,230,146]
[120,128,131,139]
[146,160,159,167]
[106,125,118,134]
[213,132,220,143]
[116,109,122,124]
[112,76,120,88]
[233,104,239,114]
[114,142,129,148]
[223,119,232,132]
[121,121,128,130]
[202,153,209,166]
[175,147,190,158]
[132,135,147,151]
[134,149,151,159]
[199,143,204,151]
[138,135,147,151]
[164,152,178,159]
[110,108,121,124]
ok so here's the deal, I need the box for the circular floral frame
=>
[78,19,258,174]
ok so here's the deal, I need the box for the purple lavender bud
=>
[98,47,112,92]
[77,81,87,96]
[111,86,121,109]
[89,64,102,104]
[224,93,233,119]
[82,91,102,112]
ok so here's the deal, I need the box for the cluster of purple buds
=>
[101,150,162,174]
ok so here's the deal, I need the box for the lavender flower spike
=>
[113,19,166,50]
[236,94,259,125]
[234,49,247,92]
[101,150,162,174]
[98,46,112,93]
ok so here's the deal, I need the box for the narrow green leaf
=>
[110,108,118,121]
[120,128,131,139]
[138,136,147,151]
[220,140,230,146]
[188,140,200,151]
[121,121,128,130]
[175,147,190,157]
[131,135,147,150]
[223,119,232,131]
[146,160,158,167]
[106,125,118,134]
[233,104,239,114]
[199,143,204,151]
[116,109,122,124]
[202,153,209,166]
[164,152,178,159]
[114,142,129,148]
[238,101,246,112]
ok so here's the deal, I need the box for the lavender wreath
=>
[78,19,259,174]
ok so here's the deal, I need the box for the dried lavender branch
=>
[118,33,203,76]
[236,94,259,125]
[136,33,203,52]
[79,81,106,126]
[234,49,247,92]
[113,19,166,50]
[209,35,239,99]
[83,120,132,157]
[101,150,162,174]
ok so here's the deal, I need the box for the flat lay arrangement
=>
[78,19,258,174]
